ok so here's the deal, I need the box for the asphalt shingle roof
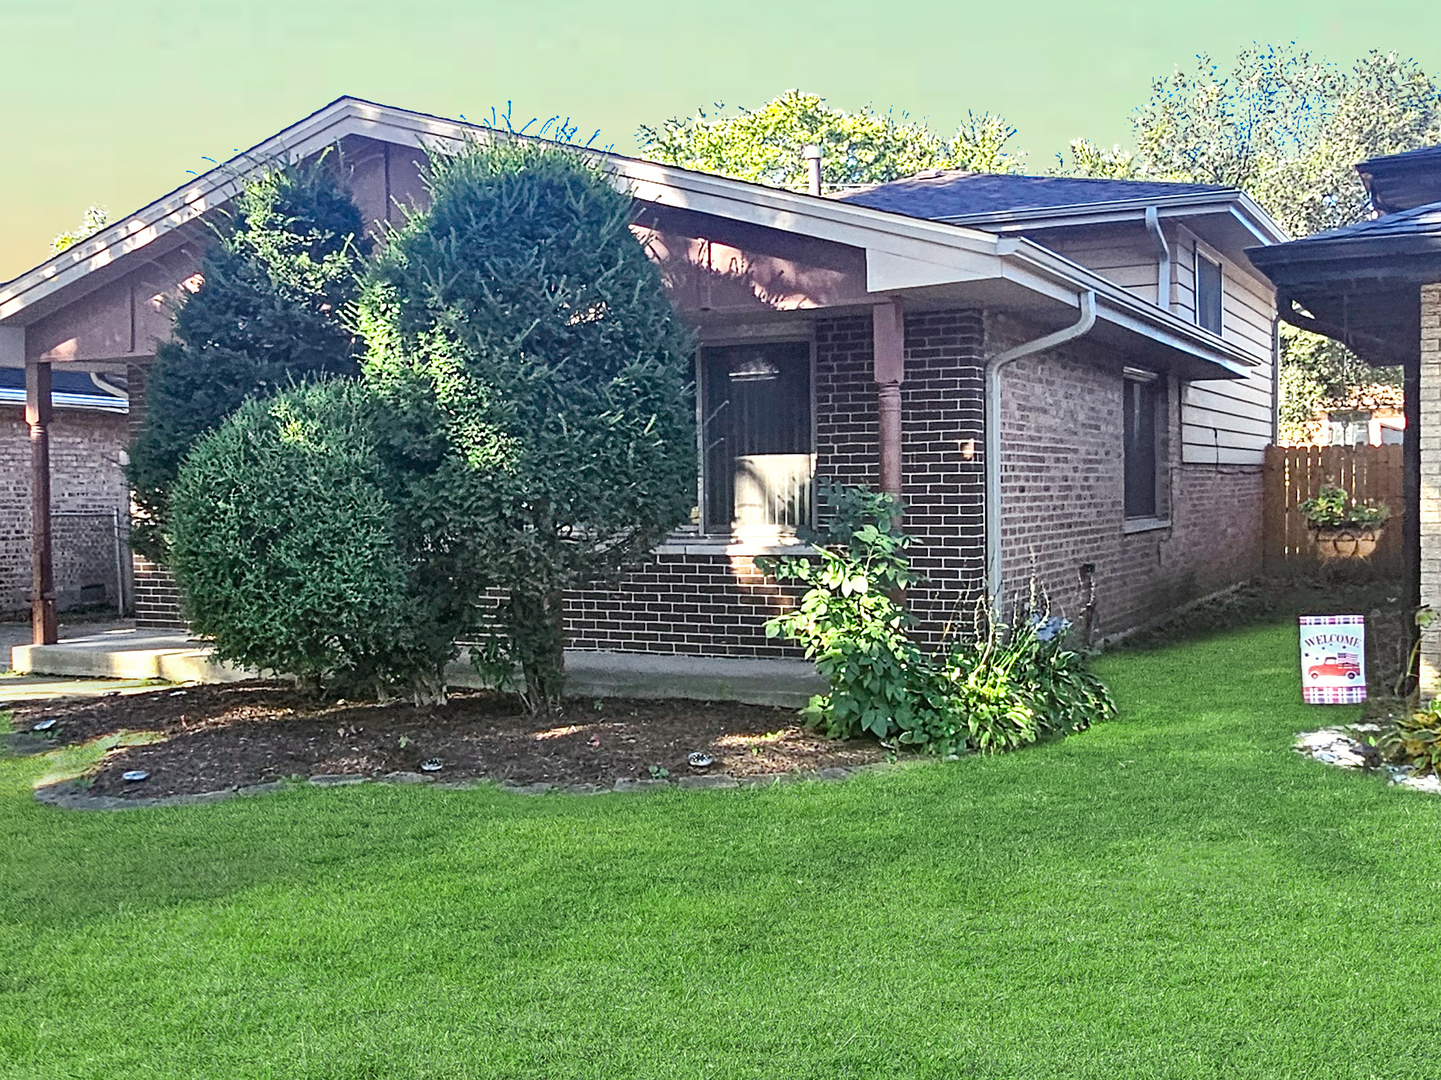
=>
[834,171,1232,221]
[1274,201,1441,247]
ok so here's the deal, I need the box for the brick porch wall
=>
[1419,283,1441,699]
[1,406,132,618]
[996,333,1263,636]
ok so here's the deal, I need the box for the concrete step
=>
[11,631,823,709]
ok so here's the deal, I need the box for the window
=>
[1196,251,1223,335]
[1327,410,1370,447]
[1123,370,1163,520]
[699,340,814,534]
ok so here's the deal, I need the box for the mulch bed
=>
[10,682,886,799]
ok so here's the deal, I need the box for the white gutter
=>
[1144,206,1172,311]
[985,290,1098,617]
[89,372,129,401]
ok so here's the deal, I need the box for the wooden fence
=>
[1262,444,1404,572]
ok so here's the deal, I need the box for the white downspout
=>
[1144,206,1171,312]
[985,290,1098,616]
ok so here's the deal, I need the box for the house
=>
[1,98,1284,664]
[1280,383,1406,447]
[1249,144,1441,696]
[0,366,129,619]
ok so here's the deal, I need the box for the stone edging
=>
[1294,724,1441,793]
[32,762,897,812]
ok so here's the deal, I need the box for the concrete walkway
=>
[9,626,825,708]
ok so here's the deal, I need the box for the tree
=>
[168,379,462,701]
[51,205,109,253]
[361,139,697,713]
[1060,46,1441,427]
[638,89,1024,191]
[126,155,371,560]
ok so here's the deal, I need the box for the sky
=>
[3,0,1441,281]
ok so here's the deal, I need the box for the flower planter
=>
[1311,525,1382,561]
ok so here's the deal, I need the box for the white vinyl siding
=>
[1181,241,1275,465]
[1039,220,1276,467]
[1045,231,1162,306]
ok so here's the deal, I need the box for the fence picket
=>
[1262,444,1403,573]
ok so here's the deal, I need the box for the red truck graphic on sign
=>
[1307,652,1362,681]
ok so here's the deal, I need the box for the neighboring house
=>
[1250,144,1441,697]
[0,98,1284,657]
[0,367,129,618]
[1281,383,1405,447]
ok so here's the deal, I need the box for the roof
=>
[1247,199,1441,281]
[836,171,1233,221]
[1357,145,1441,215]
[0,96,1262,383]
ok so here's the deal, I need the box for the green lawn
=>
[3,622,1439,1079]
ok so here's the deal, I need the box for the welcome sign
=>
[1299,615,1367,705]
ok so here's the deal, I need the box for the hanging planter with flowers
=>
[1298,484,1390,560]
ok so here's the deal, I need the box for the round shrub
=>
[168,379,446,697]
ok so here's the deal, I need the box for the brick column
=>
[1419,283,1441,699]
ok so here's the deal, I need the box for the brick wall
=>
[994,315,1263,636]
[125,363,190,628]
[0,406,132,618]
[1419,284,1441,699]
[566,308,987,655]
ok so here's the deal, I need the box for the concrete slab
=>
[11,629,251,684]
[0,675,173,706]
[9,629,824,708]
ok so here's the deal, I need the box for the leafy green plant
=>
[763,485,1115,755]
[1380,699,1441,773]
[1298,484,1390,529]
[648,765,670,780]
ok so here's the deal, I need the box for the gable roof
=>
[0,96,1263,382]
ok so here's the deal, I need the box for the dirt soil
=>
[9,682,886,798]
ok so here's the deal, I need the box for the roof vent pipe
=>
[802,144,822,196]
[1144,206,1171,311]
[984,290,1098,618]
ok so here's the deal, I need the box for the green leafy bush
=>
[168,380,462,701]
[763,485,1115,755]
[127,155,370,561]
[1299,484,1390,529]
[360,138,696,712]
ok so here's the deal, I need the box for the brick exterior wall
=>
[564,308,987,656]
[125,363,189,628]
[1419,284,1441,699]
[1,406,131,618]
[125,303,1264,654]
[994,317,1263,637]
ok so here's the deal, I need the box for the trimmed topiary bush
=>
[359,138,696,712]
[168,379,459,700]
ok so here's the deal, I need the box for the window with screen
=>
[1123,372,1162,519]
[700,340,814,534]
[1196,252,1223,335]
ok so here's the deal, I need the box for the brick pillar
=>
[1419,283,1441,699]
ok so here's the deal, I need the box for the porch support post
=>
[26,360,57,645]
[873,299,905,501]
